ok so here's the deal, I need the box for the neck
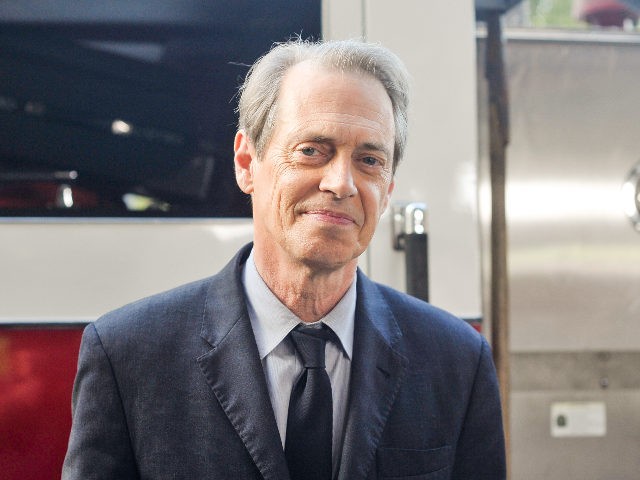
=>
[253,247,357,323]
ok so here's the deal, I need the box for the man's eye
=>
[300,147,318,156]
[362,156,379,166]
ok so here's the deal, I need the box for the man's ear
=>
[234,130,256,194]
[381,179,395,213]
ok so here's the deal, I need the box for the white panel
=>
[551,401,607,438]
[0,220,253,321]
[322,0,363,40]
[364,0,482,317]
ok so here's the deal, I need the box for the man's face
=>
[235,61,395,272]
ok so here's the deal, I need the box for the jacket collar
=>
[197,244,291,480]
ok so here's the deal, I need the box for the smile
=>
[304,209,357,226]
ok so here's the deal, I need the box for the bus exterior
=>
[1,2,483,478]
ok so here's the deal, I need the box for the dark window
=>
[0,1,321,217]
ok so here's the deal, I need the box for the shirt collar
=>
[242,249,355,360]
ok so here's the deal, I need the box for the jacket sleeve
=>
[61,323,139,480]
[451,337,507,480]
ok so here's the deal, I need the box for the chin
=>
[297,242,362,271]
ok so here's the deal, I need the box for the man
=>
[63,39,506,480]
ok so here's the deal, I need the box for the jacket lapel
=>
[337,271,409,480]
[196,246,290,480]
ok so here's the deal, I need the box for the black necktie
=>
[285,324,334,480]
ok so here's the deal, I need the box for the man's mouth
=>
[304,209,357,226]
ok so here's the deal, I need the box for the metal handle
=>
[392,202,429,302]
[622,162,640,231]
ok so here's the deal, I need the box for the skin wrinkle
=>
[234,62,395,322]
[256,60,395,163]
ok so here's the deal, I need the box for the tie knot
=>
[289,325,334,369]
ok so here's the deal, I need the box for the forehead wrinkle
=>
[289,116,392,140]
[297,104,391,126]
[276,68,395,160]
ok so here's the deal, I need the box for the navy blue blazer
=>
[63,244,505,479]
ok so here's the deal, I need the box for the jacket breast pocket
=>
[376,445,452,479]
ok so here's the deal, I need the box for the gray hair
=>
[237,39,410,172]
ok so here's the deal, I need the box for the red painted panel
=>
[0,327,84,480]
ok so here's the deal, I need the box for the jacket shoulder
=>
[92,244,251,339]
[90,276,214,343]
[372,281,485,356]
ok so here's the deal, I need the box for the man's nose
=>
[319,156,357,199]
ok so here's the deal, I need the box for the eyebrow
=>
[308,135,332,144]
[308,136,391,159]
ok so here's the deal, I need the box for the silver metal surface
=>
[622,162,640,231]
[479,31,640,352]
[511,390,640,479]
[511,352,640,391]
[478,30,640,480]
[478,26,640,44]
